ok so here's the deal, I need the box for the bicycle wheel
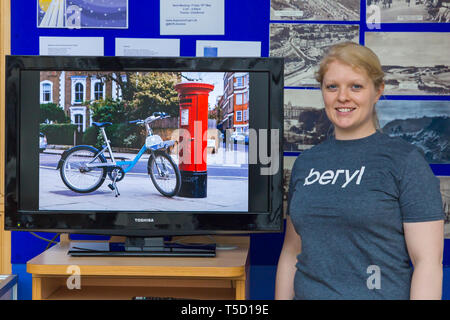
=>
[60,146,107,193]
[148,150,181,197]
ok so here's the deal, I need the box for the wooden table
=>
[27,236,250,300]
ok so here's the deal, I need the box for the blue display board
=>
[8,0,450,300]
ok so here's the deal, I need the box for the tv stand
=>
[27,235,249,300]
[68,236,216,257]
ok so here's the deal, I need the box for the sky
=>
[181,72,225,109]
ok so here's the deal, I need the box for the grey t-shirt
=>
[287,131,444,300]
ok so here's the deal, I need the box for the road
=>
[38,148,250,212]
[40,152,249,180]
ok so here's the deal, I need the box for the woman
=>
[275,42,444,300]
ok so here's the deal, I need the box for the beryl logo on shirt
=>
[303,167,365,188]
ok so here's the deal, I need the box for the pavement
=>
[39,144,249,212]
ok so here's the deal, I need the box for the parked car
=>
[231,131,249,144]
[39,132,47,153]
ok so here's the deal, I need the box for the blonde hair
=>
[315,42,385,130]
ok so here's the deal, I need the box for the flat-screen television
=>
[4,55,284,254]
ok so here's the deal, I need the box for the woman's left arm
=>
[404,220,444,300]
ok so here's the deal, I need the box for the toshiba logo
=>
[134,218,155,223]
[303,167,365,188]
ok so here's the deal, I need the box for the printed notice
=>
[196,41,261,57]
[39,37,104,55]
[160,0,224,35]
[116,38,180,56]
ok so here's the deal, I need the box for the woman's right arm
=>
[275,215,302,300]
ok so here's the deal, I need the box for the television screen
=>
[4,56,284,237]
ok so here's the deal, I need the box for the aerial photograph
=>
[366,32,450,95]
[270,24,359,87]
[366,0,450,23]
[271,0,360,21]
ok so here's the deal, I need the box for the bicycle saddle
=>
[92,122,113,128]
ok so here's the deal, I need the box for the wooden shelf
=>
[28,236,250,300]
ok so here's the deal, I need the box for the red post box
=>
[174,82,214,198]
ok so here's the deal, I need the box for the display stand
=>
[27,235,249,300]
[68,236,216,257]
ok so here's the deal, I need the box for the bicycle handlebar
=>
[128,119,143,124]
[129,113,170,125]
[152,112,169,118]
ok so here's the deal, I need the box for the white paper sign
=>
[196,40,261,57]
[39,37,104,56]
[115,38,180,56]
[181,109,189,126]
[160,0,224,35]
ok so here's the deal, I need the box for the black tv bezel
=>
[4,55,284,237]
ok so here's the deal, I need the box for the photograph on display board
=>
[38,70,249,212]
[270,24,359,87]
[37,0,128,28]
[365,32,450,95]
[270,0,360,21]
[376,100,450,164]
[283,89,331,152]
[366,0,450,23]
[438,176,450,238]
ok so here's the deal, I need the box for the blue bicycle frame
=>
[96,128,175,174]
[115,144,148,174]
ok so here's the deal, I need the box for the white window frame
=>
[91,77,105,101]
[236,76,243,87]
[40,80,53,104]
[235,93,243,105]
[236,110,242,122]
[71,76,87,105]
[70,106,87,132]
[112,74,127,101]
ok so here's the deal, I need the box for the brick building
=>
[40,71,126,132]
[218,72,249,133]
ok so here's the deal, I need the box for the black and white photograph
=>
[366,32,450,95]
[366,0,450,23]
[271,0,360,21]
[377,100,450,163]
[283,89,332,152]
[438,176,450,238]
[270,24,359,87]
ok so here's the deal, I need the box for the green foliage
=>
[82,73,180,149]
[89,98,127,124]
[82,126,99,147]
[111,123,145,148]
[40,123,77,145]
[128,72,180,120]
[40,103,69,123]
[83,123,145,149]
